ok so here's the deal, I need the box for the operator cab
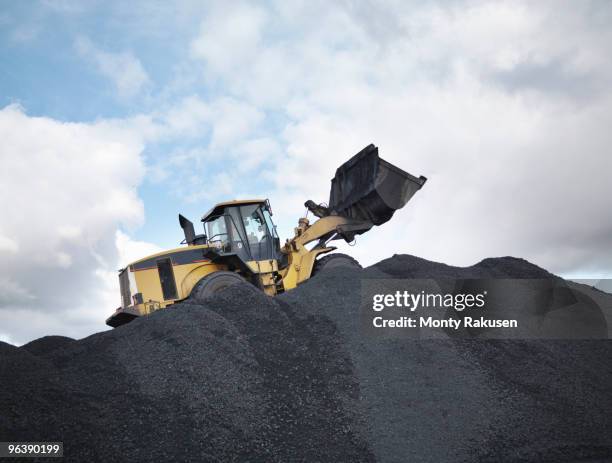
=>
[201,199,281,262]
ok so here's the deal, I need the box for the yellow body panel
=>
[128,244,224,313]
[179,263,225,299]
[246,259,279,296]
[128,252,283,316]
[133,262,225,308]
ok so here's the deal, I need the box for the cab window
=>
[237,204,278,260]
[205,215,229,250]
[262,208,278,238]
[242,205,266,245]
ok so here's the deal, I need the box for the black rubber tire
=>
[190,271,249,302]
[312,253,362,276]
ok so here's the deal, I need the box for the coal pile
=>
[372,254,555,279]
[1,255,611,462]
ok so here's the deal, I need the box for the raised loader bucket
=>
[328,144,427,226]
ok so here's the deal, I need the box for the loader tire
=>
[312,253,362,276]
[190,271,249,302]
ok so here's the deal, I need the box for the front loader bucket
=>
[329,144,427,226]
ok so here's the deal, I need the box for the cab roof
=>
[201,199,266,222]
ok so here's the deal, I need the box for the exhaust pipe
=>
[179,214,196,245]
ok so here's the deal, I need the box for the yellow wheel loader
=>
[106,144,426,327]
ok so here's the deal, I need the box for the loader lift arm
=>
[279,214,373,290]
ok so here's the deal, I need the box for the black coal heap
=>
[1,255,611,462]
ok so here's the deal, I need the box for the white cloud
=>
[75,37,151,99]
[190,3,267,76]
[0,234,19,253]
[188,1,612,276]
[161,95,212,137]
[0,104,151,344]
[115,230,163,267]
[144,95,267,201]
[208,97,264,149]
[0,277,36,305]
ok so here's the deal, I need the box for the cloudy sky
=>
[1,0,611,345]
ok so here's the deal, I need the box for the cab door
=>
[239,204,276,261]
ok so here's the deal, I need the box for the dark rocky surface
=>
[284,260,612,462]
[0,255,611,462]
[373,254,554,279]
[21,336,76,357]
